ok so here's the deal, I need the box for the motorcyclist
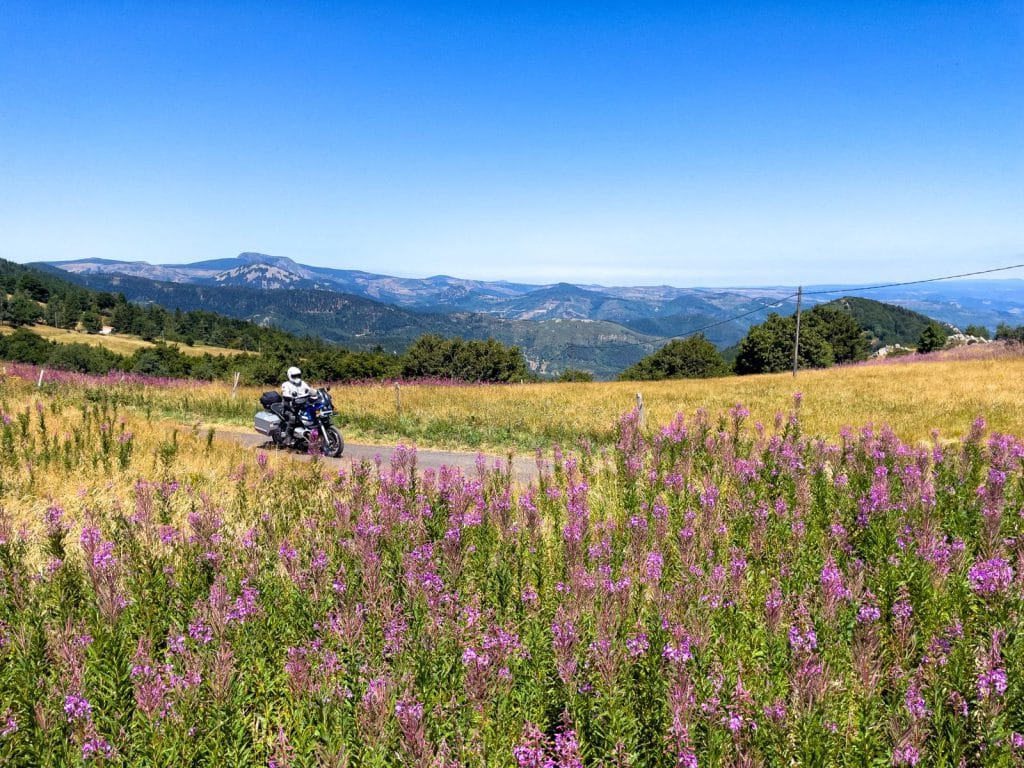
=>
[281,366,313,443]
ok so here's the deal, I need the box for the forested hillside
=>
[0,260,532,384]
[832,296,937,347]
[38,266,661,377]
[620,296,986,380]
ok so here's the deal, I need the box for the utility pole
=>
[792,286,803,378]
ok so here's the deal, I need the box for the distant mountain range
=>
[36,253,1024,379]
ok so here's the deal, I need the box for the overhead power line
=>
[668,291,800,340]
[802,263,1024,297]
[665,261,1024,343]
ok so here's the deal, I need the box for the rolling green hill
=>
[827,296,939,348]
[41,268,663,378]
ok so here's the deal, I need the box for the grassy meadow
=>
[329,351,1024,450]
[0,356,1021,766]
[17,345,1017,453]
[0,325,253,359]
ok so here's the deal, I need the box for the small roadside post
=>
[792,286,803,378]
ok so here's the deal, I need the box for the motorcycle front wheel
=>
[322,426,344,458]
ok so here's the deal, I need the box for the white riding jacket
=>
[281,379,313,400]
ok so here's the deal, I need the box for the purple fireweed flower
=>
[81,736,115,760]
[394,696,429,761]
[394,697,424,723]
[820,557,850,601]
[554,726,584,768]
[643,551,664,584]
[91,541,116,571]
[857,604,881,624]
[226,580,261,624]
[513,721,555,768]
[0,710,17,737]
[268,726,294,768]
[551,611,579,685]
[865,465,890,513]
[331,565,347,595]
[158,525,180,545]
[284,646,312,696]
[383,616,409,657]
[788,625,818,654]
[700,485,719,512]
[765,580,784,630]
[63,694,92,723]
[892,744,920,766]
[603,575,631,596]
[79,526,101,551]
[730,551,748,583]
[967,557,1014,594]
[626,633,649,658]
[662,625,693,664]
[188,619,213,645]
[627,515,648,533]
[904,680,930,720]
[167,634,186,655]
[891,600,913,621]
[310,549,328,573]
[44,506,69,536]
[763,699,787,723]
[977,668,1008,700]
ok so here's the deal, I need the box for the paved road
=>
[218,429,542,485]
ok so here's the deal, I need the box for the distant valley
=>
[37,253,1024,379]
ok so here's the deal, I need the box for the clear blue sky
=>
[2,1,1021,287]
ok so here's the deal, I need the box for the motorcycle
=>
[254,387,344,458]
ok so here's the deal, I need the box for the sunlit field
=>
[10,346,1014,452]
[0,367,1021,766]
[0,325,253,359]
[329,350,1024,449]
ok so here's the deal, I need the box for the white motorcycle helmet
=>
[287,366,302,384]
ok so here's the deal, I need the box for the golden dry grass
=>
[222,351,1024,446]
[0,324,253,357]
[0,382,300,540]
[2,352,1021,535]
[7,349,1021,455]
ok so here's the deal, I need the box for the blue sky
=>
[1,1,1021,286]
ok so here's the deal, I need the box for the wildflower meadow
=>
[0,378,1021,766]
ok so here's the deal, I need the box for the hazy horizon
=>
[32,250,1024,294]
